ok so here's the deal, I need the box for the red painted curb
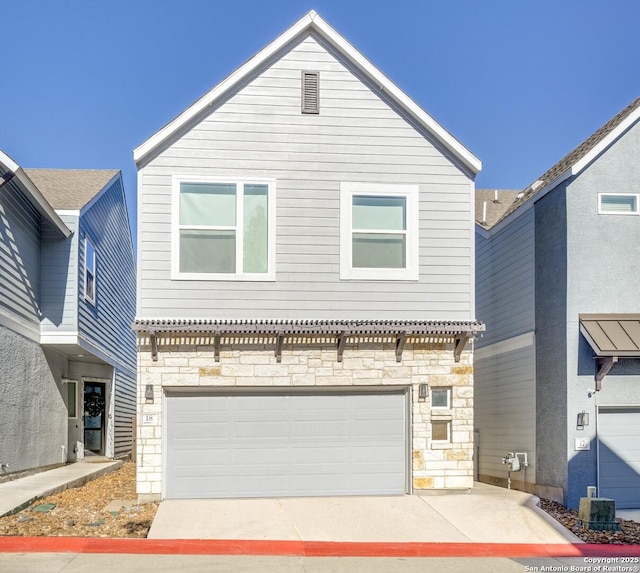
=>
[1,537,640,557]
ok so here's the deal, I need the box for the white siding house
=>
[134,11,483,501]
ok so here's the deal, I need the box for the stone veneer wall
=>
[136,336,474,501]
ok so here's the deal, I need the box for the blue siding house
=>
[0,150,136,480]
[474,98,640,510]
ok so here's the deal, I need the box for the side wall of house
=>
[0,325,68,477]
[78,176,137,457]
[137,34,474,321]
[534,184,568,500]
[40,214,78,334]
[0,179,41,340]
[474,210,536,489]
[564,120,640,508]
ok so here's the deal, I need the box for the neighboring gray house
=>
[0,150,136,480]
[474,98,640,509]
[133,11,483,501]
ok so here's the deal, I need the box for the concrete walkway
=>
[148,482,581,544]
[0,459,122,517]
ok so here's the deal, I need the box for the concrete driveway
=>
[148,482,580,544]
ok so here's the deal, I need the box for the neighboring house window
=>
[301,71,319,114]
[340,182,419,280]
[431,387,451,409]
[84,238,96,304]
[431,420,451,442]
[67,381,77,418]
[598,193,639,214]
[173,178,275,280]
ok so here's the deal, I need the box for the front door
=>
[83,382,106,454]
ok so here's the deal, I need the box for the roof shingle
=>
[24,169,118,210]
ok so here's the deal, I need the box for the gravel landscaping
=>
[0,463,638,543]
[0,462,157,538]
[538,498,640,545]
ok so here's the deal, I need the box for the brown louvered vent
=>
[301,71,319,114]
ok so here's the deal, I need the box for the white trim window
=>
[84,237,96,304]
[598,193,639,215]
[173,177,276,280]
[340,183,419,281]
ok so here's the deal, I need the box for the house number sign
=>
[142,414,157,425]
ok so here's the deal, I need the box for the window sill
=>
[171,271,276,282]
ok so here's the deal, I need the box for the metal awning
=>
[579,314,640,390]
[133,318,485,364]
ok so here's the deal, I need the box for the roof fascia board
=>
[79,171,121,215]
[572,107,640,175]
[309,13,481,175]
[133,11,481,175]
[133,12,315,165]
[0,150,72,238]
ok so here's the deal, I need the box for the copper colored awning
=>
[579,314,640,389]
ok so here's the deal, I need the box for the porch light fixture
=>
[145,384,154,403]
[577,411,589,429]
[418,383,429,402]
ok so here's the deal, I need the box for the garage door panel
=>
[166,392,407,499]
[598,408,640,509]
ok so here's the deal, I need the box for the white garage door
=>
[598,407,640,509]
[165,390,408,499]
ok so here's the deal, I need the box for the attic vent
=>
[302,71,319,114]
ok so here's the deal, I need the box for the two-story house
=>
[133,11,483,501]
[0,150,137,480]
[474,98,640,510]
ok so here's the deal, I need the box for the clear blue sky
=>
[3,0,639,241]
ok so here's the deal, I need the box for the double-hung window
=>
[340,182,419,280]
[173,178,275,280]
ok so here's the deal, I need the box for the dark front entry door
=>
[83,382,106,454]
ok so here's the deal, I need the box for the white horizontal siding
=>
[41,215,78,333]
[138,34,473,320]
[474,342,536,482]
[0,182,41,332]
[475,210,535,347]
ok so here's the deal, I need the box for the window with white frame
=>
[84,238,96,304]
[598,193,639,214]
[431,387,451,409]
[173,178,275,280]
[340,183,419,280]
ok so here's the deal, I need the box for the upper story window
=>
[340,182,419,281]
[84,237,96,304]
[598,193,639,215]
[173,177,275,280]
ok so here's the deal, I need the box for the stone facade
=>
[136,335,474,501]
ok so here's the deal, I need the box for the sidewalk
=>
[0,460,122,518]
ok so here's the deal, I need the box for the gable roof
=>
[133,10,481,175]
[480,97,640,230]
[0,150,71,238]
[25,169,119,211]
